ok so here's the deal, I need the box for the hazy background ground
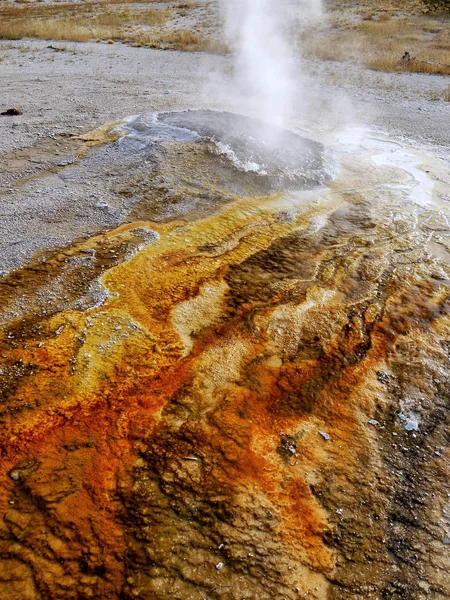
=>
[0,0,449,148]
[0,0,449,74]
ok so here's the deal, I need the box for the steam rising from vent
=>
[220,0,323,127]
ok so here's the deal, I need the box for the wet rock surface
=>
[0,111,329,273]
[0,118,449,600]
[157,110,331,191]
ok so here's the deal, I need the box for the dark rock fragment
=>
[1,108,23,116]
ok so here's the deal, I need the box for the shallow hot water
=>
[117,109,332,191]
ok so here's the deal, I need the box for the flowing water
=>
[0,111,450,599]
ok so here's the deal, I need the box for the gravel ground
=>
[1,40,449,151]
[0,39,449,272]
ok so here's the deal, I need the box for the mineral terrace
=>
[0,104,449,600]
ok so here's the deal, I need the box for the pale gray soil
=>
[1,40,449,152]
[0,38,449,273]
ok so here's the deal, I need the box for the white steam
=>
[219,0,323,127]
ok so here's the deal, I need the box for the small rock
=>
[95,199,109,209]
[277,435,297,459]
[319,431,330,441]
[216,562,223,570]
[400,51,416,64]
[368,419,380,427]
[1,108,23,116]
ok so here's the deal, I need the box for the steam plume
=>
[220,0,323,127]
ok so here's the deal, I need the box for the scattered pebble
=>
[95,199,109,209]
[1,108,23,116]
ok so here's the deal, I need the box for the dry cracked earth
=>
[0,110,449,600]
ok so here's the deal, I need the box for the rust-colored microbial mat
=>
[0,125,450,600]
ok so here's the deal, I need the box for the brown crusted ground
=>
[0,137,449,600]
